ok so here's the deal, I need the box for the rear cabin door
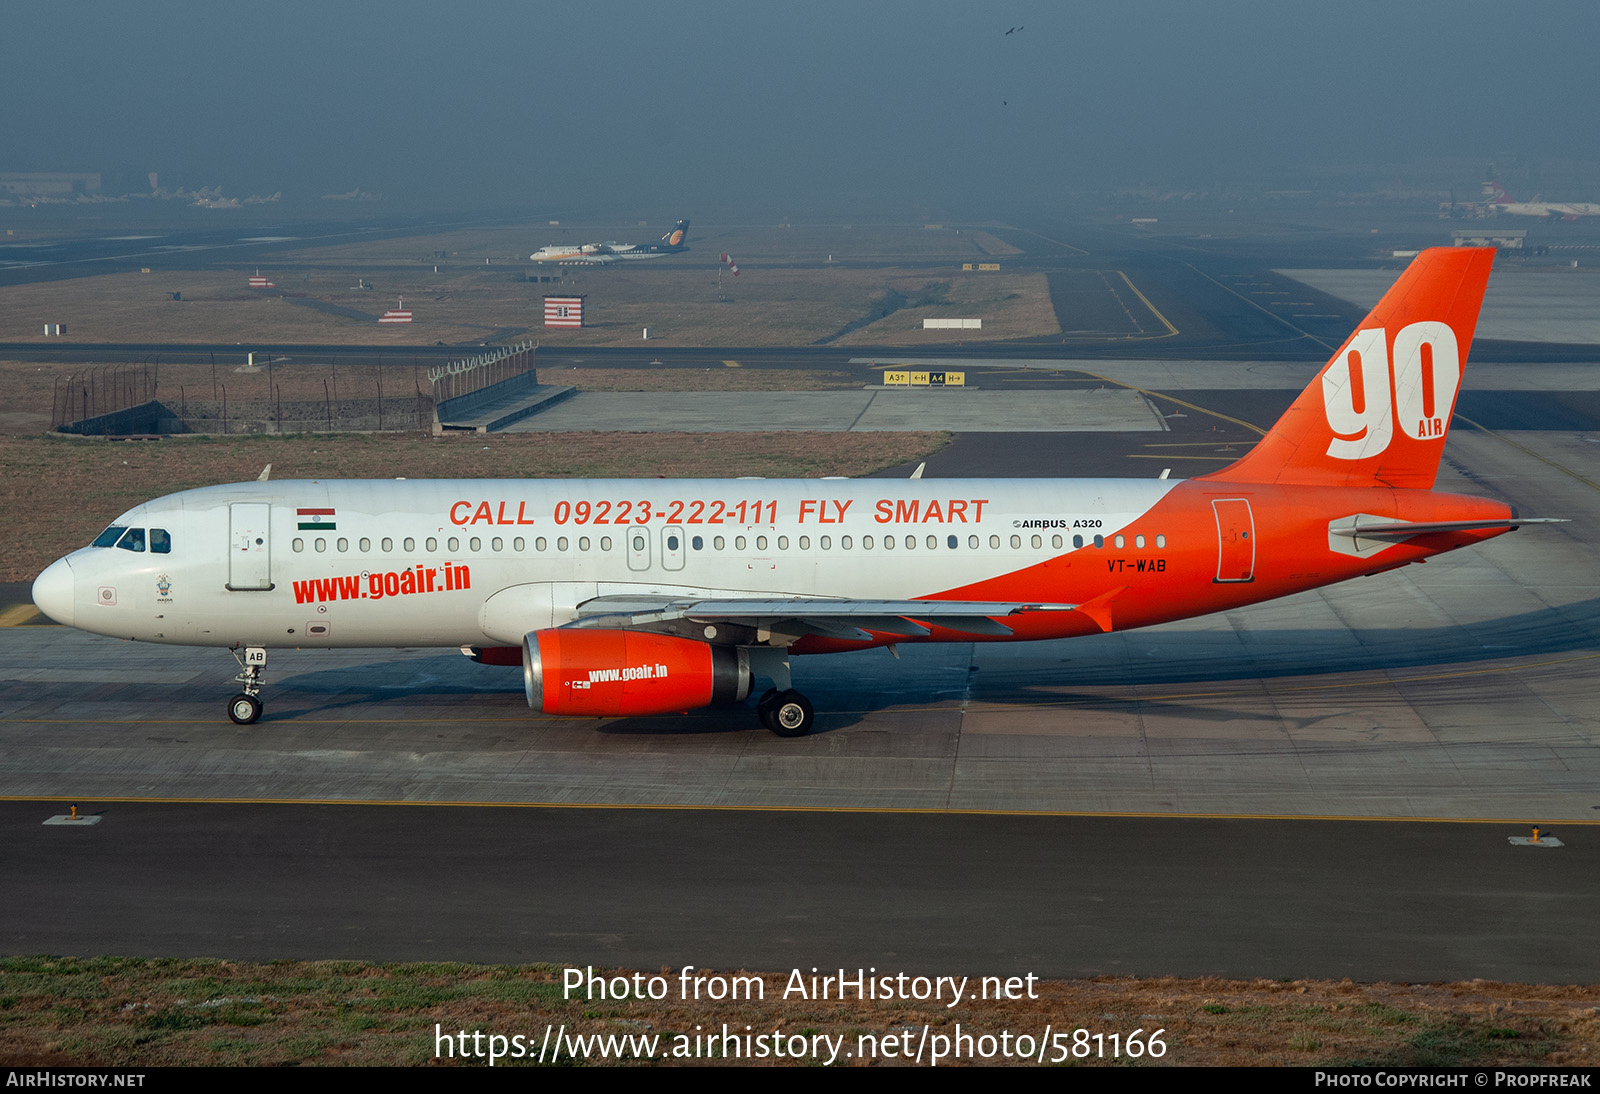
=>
[1212,498,1256,584]
[228,502,274,590]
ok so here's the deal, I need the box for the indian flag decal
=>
[297,507,336,531]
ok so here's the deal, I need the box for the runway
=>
[6,802,1595,980]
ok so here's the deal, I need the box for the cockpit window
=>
[115,527,146,552]
[92,525,127,548]
[150,528,172,554]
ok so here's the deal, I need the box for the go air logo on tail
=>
[1322,322,1460,460]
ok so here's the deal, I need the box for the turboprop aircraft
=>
[31,246,1557,736]
[529,219,690,264]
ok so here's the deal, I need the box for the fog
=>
[5,0,1599,216]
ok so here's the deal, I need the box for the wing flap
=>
[568,595,1074,639]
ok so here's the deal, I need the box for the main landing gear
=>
[757,688,815,737]
[228,646,267,725]
[747,647,815,737]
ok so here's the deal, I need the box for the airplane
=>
[1484,181,1600,220]
[529,219,690,264]
[30,246,1561,737]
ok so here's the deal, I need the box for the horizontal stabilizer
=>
[1330,517,1567,538]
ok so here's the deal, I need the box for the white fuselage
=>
[44,477,1176,650]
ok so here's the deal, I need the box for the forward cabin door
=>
[227,502,274,590]
[1212,498,1256,584]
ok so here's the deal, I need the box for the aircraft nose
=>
[31,558,74,627]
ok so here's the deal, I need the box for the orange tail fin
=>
[1201,246,1494,490]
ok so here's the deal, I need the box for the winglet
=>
[1072,586,1125,633]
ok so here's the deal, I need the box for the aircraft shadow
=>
[250,594,1600,736]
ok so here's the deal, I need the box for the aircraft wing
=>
[569,596,1078,640]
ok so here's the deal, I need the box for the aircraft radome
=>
[31,247,1560,736]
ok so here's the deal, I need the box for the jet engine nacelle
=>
[522,629,750,717]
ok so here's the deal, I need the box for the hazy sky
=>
[6,1,1599,215]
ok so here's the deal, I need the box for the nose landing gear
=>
[228,646,267,725]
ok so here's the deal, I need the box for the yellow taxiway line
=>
[0,604,40,627]
[4,793,1594,826]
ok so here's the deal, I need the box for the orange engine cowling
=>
[523,629,751,717]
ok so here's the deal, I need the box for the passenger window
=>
[756,536,768,550]
[580,537,592,551]
[1052,534,1062,549]
[906,536,916,550]
[92,525,127,548]
[883,536,893,551]
[842,535,853,550]
[381,538,393,552]
[116,528,146,552]
[492,537,503,551]
[337,537,349,552]
[1073,534,1083,549]
[514,537,525,551]
[359,537,371,552]
[1031,535,1042,549]
[692,536,703,550]
[714,536,725,550]
[557,537,569,551]
[292,538,304,552]
[968,535,978,549]
[777,536,788,550]
[820,536,830,550]
[426,537,438,552]
[927,535,937,550]
[1093,535,1104,548]
[735,536,747,551]
[1115,535,1125,549]
[990,535,1000,549]
[600,537,612,551]
[1157,534,1167,548]
[404,538,416,551]
[668,534,680,550]
[536,537,547,551]
[1010,535,1021,549]
[314,538,326,553]
[470,537,482,552]
[150,528,172,554]
[445,538,457,551]
[949,535,958,549]
[1135,535,1146,549]
[796,536,806,550]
